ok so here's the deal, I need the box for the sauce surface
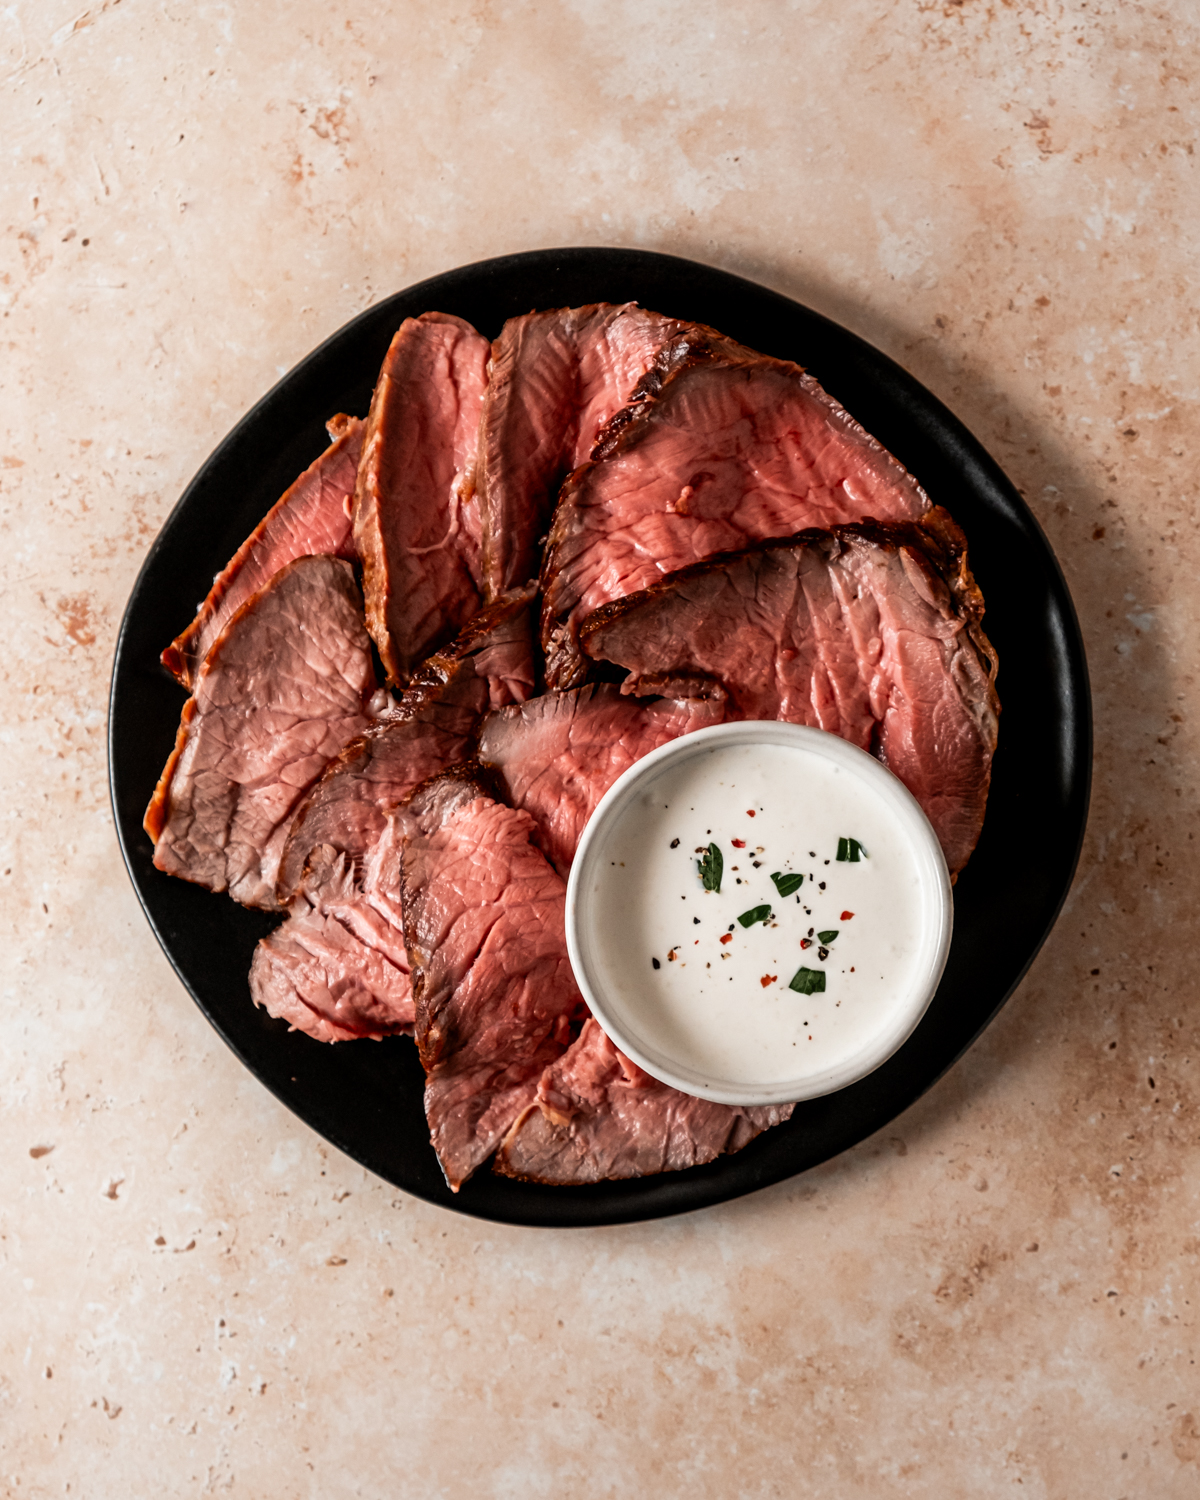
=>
[584,741,942,1091]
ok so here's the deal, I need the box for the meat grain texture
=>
[497,1019,794,1185]
[353,312,491,683]
[161,416,363,689]
[396,766,586,1191]
[475,303,683,598]
[540,324,931,688]
[581,509,999,876]
[275,584,536,906]
[479,682,724,877]
[145,555,381,910]
[250,828,414,1042]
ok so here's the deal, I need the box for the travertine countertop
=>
[4,3,1198,1494]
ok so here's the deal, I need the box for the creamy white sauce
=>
[582,741,943,1093]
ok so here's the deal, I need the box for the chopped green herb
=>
[817,929,839,945]
[836,837,868,863]
[697,842,723,892]
[789,967,826,995]
[770,871,804,897]
[737,904,772,928]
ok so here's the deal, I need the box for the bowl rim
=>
[565,720,955,1107]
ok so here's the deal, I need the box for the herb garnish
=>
[737,904,772,928]
[697,842,723,892]
[836,837,868,863]
[817,929,838,944]
[789,967,826,995]
[770,871,804,897]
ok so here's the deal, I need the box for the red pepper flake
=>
[719,933,733,946]
[799,938,812,949]
[841,910,855,921]
[760,974,777,988]
[746,809,756,817]
[667,950,677,961]
[731,838,746,849]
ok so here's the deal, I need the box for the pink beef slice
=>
[397,765,586,1191]
[495,1019,794,1185]
[580,509,1000,877]
[275,584,536,904]
[540,325,932,688]
[478,683,724,878]
[475,304,685,600]
[249,828,414,1042]
[144,555,381,910]
[353,312,491,685]
[162,416,363,689]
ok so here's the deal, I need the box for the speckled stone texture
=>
[2,2,1198,1495]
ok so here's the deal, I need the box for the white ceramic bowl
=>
[565,721,954,1106]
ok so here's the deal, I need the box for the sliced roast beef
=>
[144,555,381,909]
[495,1019,794,1185]
[580,509,999,876]
[475,304,684,599]
[478,683,724,877]
[250,830,413,1043]
[162,416,363,688]
[273,717,463,912]
[353,312,491,684]
[540,325,932,687]
[275,585,536,905]
[397,765,585,1191]
[413,580,539,712]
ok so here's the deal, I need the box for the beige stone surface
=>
[2,1,1199,1493]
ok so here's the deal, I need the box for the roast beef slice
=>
[144,555,381,910]
[541,325,932,688]
[402,579,538,713]
[495,1019,794,1185]
[353,312,490,683]
[580,509,999,876]
[162,416,363,689]
[475,304,683,599]
[274,715,467,911]
[250,830,413,1043]
[396,765,585,1191]
[478,682,724,877]
[276,584,537,905]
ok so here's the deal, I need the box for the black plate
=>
[109,248,1091,1227]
